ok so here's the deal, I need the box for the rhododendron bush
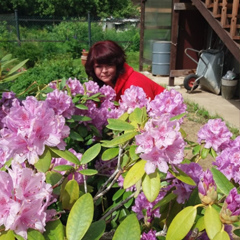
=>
[0,78,240,240]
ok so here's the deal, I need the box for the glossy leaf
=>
[49,147,80,165]
[69,131,84,141]
[211,167,234,196]
[61,179,79,210]
[194,216,205,232]
[75,104,88,110]
[124,160,146,189]
[27,229,45,240]
[44,219,65,240]
[204,205,222,239]
[101,131,137,148]
[0,230,15,240]
[142,171,161,202]
[129,145,139,161]
[81,143,101,164]
[201,147,210,159]
[107,118,135,131]
[169,166,196,186]
[166,206,197,240]
[212,230,230,240]
[123,191,134,208]
[53,165,74,171]
[101,148,119,161]
[112,214,140,240]
[192,145,201,155]
[72,115,92,122]
[79,169,98,176]
[153,192,177,210]
[112,188,125,201]
[82,220,106,240]
[129,107,144,124]
[66,193,94,240]
[35,147,52,172]
[45,171,62,195]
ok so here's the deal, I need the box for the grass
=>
[185,100,240,139]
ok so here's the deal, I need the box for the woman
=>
[85,40,165,101]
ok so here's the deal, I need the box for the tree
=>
[0,0,140,19]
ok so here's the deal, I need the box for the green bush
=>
[9,57,87,97]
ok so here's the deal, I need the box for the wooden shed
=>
[139,0,240,86]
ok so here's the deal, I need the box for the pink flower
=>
[46,89,75,119]
[119,85,150,114]
[141,229,157,240]
[66,78,84,96]
[198,169,217,205]
[135,115,185,174]
[220,188,240,224]
[0,96,70,165]
[148,89,186,122]
[0,162,55,239]
[198,119,232,152]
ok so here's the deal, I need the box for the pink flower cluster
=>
[0,96,69,166]
[135,114,186,174]
[141,229,157,240]
[197,118,232,152]
[214,136,240,184]
[148,89,187,121]
[0,162,55,239]
[132,191,166,222]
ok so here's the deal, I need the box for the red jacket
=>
[114,63,165,101]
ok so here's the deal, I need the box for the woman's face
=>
[94,63,117,86]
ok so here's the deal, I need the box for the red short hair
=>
[85,40,126,86]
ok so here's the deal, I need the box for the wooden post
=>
[168,0,180,86]
[230,0,239,37]
[139,0,146,71]
[220,0,228,27]
[213,0,219,17]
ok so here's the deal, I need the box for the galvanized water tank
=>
[152,41,171,76]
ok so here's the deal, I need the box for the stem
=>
[100,192,135,221]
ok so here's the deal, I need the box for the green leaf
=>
[124,160,146,189]
[49,147,80,165]
[27,229,45,240]
[112,189,125,201]
[0,230,15,240]
[81,143,101,164]
[129,145,139,161]
[69,131,84,141]
[34,147,52,172]
[75,104,88,110]
[204,205,222,239]
[169,166,196,186]
[113,214,140,240]
[82,220,106,240]
[101,131,137,148]
[123,191,134,208]
[201,147,210,159]
[101,148,119,161]
[142,171,161,202]
[153,192,177,210]
[66,193,94,240]
[44,219,65,240]
[211,167,234,196]
[45,171,63,195]
[72,115,92,122]
[61,179,80,210]
[192,145,201,155]
[194,216,205,232]
[234,229,240,237]
[53,165,74,171]
[7,59,28,75]
[129,107,144,124]
[166,206,197,240]
[212,230,230,240]
[107,118,135,131]
[79,169,98,176]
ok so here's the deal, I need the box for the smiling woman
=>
[84,40,165,101]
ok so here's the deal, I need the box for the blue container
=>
[152,41,171,76]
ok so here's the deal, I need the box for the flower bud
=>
[198,170,217,205]
[220,188,240,224]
